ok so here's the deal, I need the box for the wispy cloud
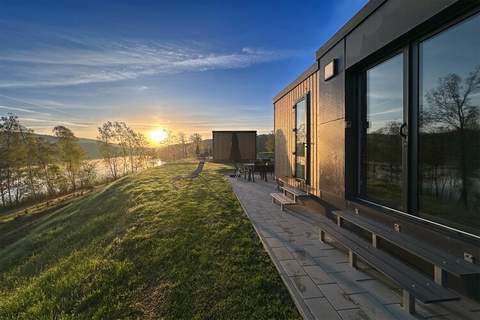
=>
[0,104,49,115]
[0,28,297,88]
[19,117,93,128]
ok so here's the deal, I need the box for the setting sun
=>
[149,129,168,144]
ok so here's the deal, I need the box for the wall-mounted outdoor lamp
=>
[324,59,337,81]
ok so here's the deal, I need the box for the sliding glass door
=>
[418,12,480,234]
[355,11,480,236]
[295,96,309,183]
[360,53,406,212]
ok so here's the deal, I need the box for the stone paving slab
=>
[304,297,342,320]
[229,177,478,320]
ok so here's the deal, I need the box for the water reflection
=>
[419,12,480,235]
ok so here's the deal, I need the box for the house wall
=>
[212,131,256,162]
[273,0,480,279]
[345,0,458,68]
[274,68,320,196]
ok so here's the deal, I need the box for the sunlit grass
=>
[0,161,300,319]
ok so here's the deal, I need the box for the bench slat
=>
[318,217,459,304]
[270,193,295,204]
[280,185,307,197]
[334,210,480,277]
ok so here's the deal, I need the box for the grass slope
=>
[0,162,300,319]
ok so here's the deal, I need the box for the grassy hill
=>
[0,161,300,319]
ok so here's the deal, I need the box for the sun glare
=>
[149,129,168,144]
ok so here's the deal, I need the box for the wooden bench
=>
[317,217,459,314]
[280,185,307,202]
[270,193,295,211]
[333,210,480,286]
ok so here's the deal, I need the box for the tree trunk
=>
[459,128,469,209]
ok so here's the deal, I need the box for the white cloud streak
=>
[19,117,93,128]
[0,104,49,115]
[0,33,297,88]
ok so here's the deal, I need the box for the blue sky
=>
[0,0,367,139]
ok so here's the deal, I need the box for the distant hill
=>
[36,134,108,160]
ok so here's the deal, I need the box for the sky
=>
[0,0,368,141]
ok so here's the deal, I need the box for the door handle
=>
[399,123,407,139]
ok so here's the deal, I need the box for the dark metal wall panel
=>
[345,0,457,68]
[316,0,386,60]
[319,40,345,124]
[318,119,345,199]
[212,131,256,162]
[213,132,232,160]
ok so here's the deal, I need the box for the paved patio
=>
[229,177,479,320]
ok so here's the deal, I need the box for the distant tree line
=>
[156,131,275,161]
[97,121,154,180]
[156,131,207,161]
[0,115,157,208]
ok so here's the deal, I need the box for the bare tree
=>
[177,132,187,159]
[33,137,57,196]
[0,114,24,205]
[53,126,85,191]
[190,133,202,157]
[113,121,130,174]
[424,65,480,208]
[97,121,119,179]
[264,131,275,153]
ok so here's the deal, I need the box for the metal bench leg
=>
[434,265,444,285]
[402,290,415,314]
[280,204,284,211]
[372,233,378,248]
[337,215,342,227]
[319,229,326,243]
[348,250,357,268]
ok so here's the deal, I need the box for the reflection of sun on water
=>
[149,129,168,145]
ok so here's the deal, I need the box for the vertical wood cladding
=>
[274,69,320,196]
[274,40,346,201]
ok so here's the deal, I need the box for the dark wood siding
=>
[212,131,256,162]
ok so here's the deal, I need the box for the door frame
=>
[356,48,410,214]
[293,92,311,187]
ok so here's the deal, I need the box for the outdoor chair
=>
[171,160,205,188]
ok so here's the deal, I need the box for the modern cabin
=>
[274,0,480,300]
[212,130,257,162]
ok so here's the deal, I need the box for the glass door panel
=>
[361,54,405,211]
[418,13,480,235]
[295,98,307,181]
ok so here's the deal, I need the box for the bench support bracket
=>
[434,265,444,285]
[349,250,357,268]
[372,233,378,248]
[337,215,342,227]
[319,229,326,243]
[402,290,416,314]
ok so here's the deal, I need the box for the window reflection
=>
[295,99,306,179]
[419,13,480,235]
[362,54,404,211]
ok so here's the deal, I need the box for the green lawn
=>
[0,161,300,319]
